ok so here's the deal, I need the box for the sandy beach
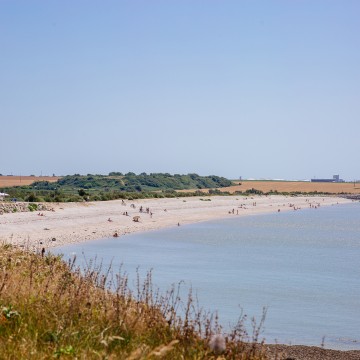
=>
[0,195,352,250]
[2,195,360,359]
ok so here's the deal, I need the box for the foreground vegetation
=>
[0,244,268,359]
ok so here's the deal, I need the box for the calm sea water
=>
[52,202,360,350]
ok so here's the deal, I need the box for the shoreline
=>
[0,195,352,250]
[2,195,360,358]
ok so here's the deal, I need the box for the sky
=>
[1,1,359,180]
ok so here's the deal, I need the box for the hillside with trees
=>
[0,173,232,202]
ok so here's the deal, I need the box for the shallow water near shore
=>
[53,202,360,350]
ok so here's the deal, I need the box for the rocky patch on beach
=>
[266,344,360,360]
[0,202,53,215]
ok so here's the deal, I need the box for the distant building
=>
[311,175,344,183]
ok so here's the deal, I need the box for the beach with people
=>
[0,195,352,250]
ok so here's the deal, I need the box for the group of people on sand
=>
[139,206,151,214]
[107,201,158,236]
[227,200,259,215]
[226,198,325,215]
[309,203,321,209]
[139,206,153,217]
[228,208,239,215]
[106,201,183,238]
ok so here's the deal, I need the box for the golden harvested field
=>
[0,176,60,188]
[178,180,360,194]
[223,180,360,194]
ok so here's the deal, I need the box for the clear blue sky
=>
[1,1,359,180]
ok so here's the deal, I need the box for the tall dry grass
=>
[0,243,272,359]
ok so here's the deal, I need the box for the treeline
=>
[1,172,335,203]
[0,173,233,202]
[56,172,232,192]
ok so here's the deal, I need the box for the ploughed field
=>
[0,176,60,187]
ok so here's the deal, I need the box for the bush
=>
[26,193,40,202]
[28,203,38,212]
[78,189,87,196]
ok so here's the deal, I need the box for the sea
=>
[52,202,360,350]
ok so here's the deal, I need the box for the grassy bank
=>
[0,244,267,359]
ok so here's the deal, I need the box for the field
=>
[0,176,60,188]
[223,180,360,194]
[178,180,360,195]
[2,175,360,196]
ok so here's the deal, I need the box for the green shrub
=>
[28,203,38,212]
[26,193,40,202]
[78,189,87,196]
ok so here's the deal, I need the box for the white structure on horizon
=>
[311,174,344,183]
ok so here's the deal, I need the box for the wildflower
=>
[209,334,226,354]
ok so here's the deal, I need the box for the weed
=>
[28,203,38,212]
[0,244,267,359]
[1,305,20,320]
